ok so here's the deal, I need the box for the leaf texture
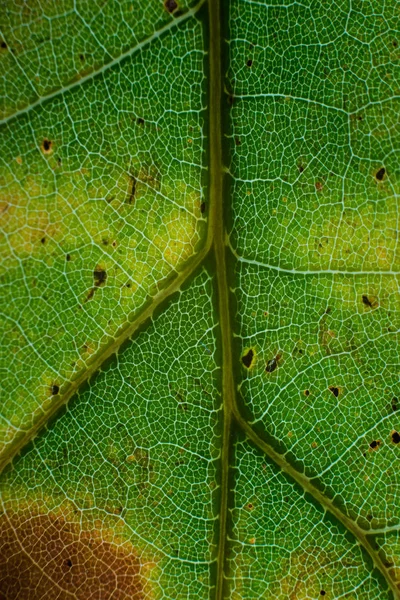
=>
[0,0,399,598]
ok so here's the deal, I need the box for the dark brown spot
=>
[137,117,144,125]
[93,268,107,286]
[164,0,178,12]
[369,440,381,450]
[0,41,7,50]
[242,349,254,368]
[200,202,206,214]
[66,254,71,261]
[126,175,136,205]
[393,40,398,47]
[391,431,400,444]
[320,592,326,597]
[246,503,254,510]
[40,237,46,244]
[266,354,280,373]
[392,398,398,411]
[227,94,234,106]
[375,167,385,181]
[329,386,339,398]
[79,54,85,62]
[298,164,304,173]
[41,139,52,154]
[315,181,323,191]
[246,59,253,67]
[51,384,60,395]
[0,511,147,600]
[304,389,310,396]
[235,138,241,146]
[362,295,373,307]
[86,288,95,301]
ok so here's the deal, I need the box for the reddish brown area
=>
[0,511,146,599]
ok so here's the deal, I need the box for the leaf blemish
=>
[200,202,206,213]
[390,431,400,444]
[369,440,381,451]
[93,267,107,287]
[375,167,385,181]
[329,386,339,398]
[51,384,60,395]
[242,348,254,368]
[41,139,52,154]
[246,59,253,67]
[265,353,281,373]
[164,0,178,13]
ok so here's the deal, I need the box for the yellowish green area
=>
[0,15,206,455]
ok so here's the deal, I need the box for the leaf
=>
[0,0,399,598]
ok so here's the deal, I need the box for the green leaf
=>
[1,0,399,598]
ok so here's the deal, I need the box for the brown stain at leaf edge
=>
[0,510,153,599]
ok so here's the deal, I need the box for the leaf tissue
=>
[0,0,399,598]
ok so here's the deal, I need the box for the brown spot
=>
[362,294,373,307]
[85,288,95,301]
[164,0,178,12]
[393,40,398,47]
[246,503,254,511]
[235,137,241,146]
[369,440,381,450]
[79,54,85,62]
[41,139,52,154]
[320,592,326,597]
[329,386,339,398]
[304,389,310,396]
[265,353,281,373]
[246,59,253,67]
[137,117,145,125]
[40,237,46,244]
[242,348,254,368]
[391,431,400,444]
[200,202,206,214]
[51,384,60,395]
[375,167,385,181]
[298,164,304,173]
[93,267,107,287]
[0,511,148,599]
[0,41,7,50]
[315,181,323,191]
[66,254,71,262]
[126,175,136,205]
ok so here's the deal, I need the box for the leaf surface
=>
[1,0,399,598]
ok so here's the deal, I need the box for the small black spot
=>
[304,389,310,396]
[137,117,145,125]
[242,349,254,368]
[329,386,339,397]
[376,167,385,181]
[265,356,278,373]
[51,384,60,395]
[79,54,85,62]
[391,431,400,444]
[392,398,398,411]
[362,294,373,307]
[246,59,253,67]
[164,0,178,12]
[367,514,373,521]
[42,139,52,152]
[200,202,206,213]
[66,254,71,261]
[320,592,326,597]
[93,268,107,286]
[227,94,234,106]
[369,440,380,449]
[393,40,398,48]
[235,138,241,146]
[65,559,72,568]
[40,237,46,244]
[298,164,304,173]
[1,41,7,50]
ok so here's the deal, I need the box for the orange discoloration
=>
[0,510,152,599]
